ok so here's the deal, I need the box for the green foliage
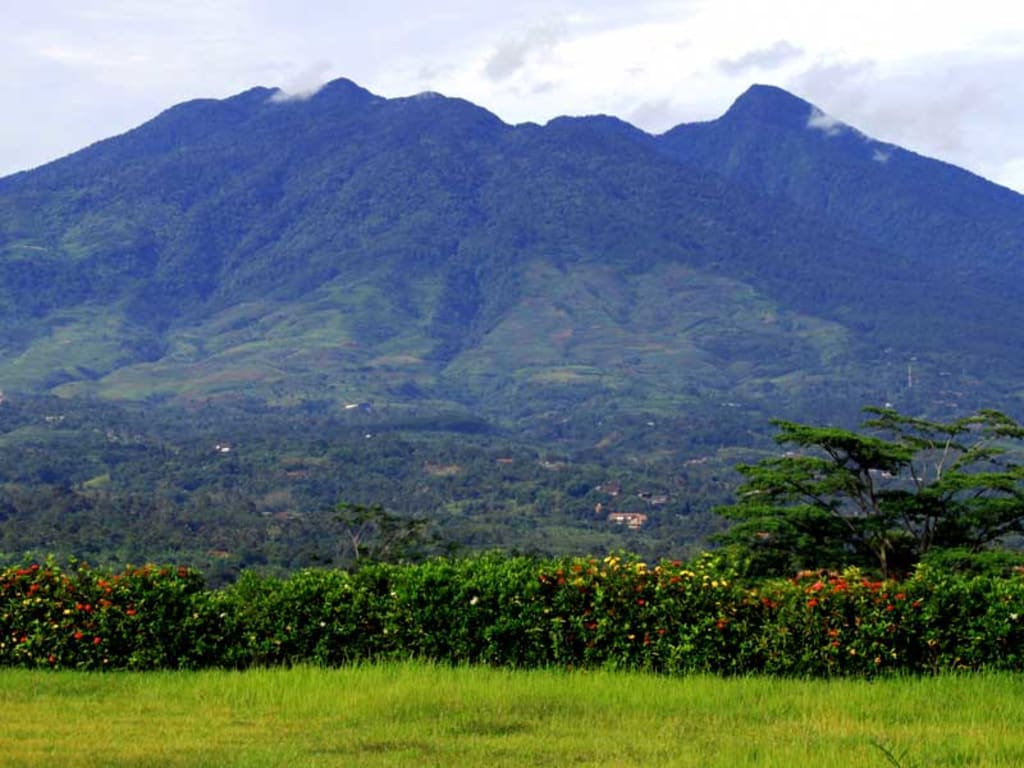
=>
[0,395,731,578]
[332,502,439,566]
[3,553,1023,676]
[0,558,207,669]
[536,551,756,673]
[918,546,1024,577]
[715,408,1024,577]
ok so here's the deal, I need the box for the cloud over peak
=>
[718,41,803,75]
[806,107,848,136]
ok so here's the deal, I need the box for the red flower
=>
[73,631,84,640]
[807,598,819,608]
[93,636,102,645]
[126,608,136,616]
[886,604,895,612]
[636,598,646,606]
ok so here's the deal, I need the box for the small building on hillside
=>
[607,512,648,530]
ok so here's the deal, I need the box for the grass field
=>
[3,663,1023,767]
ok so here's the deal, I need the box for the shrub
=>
[2,554,1022,675]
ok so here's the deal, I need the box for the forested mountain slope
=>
[1,78,1021,439]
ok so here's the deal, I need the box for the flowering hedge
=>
[2,555,1022,674]
[0,560,208,669]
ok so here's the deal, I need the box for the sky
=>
[3,0,1023,192]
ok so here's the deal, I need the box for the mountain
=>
[1,79,1022,445]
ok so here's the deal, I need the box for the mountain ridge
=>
[0,78,1021,444]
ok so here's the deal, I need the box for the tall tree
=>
[331,502,438,566]
[715,408,1024,577]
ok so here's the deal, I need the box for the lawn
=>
[3,663,1023,767]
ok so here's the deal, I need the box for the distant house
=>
[423,461,461,477]
[343,402,374,413]
[638,491,669,506]
[539,459,568,471]
[607,512,648,530]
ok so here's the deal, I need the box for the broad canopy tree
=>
[331,502,440,566]
[716,408,1024,577]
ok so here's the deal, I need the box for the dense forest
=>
[0,394,752,583]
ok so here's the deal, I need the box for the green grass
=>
[3,663,1023,767]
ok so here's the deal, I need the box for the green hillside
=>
[1,79,1022,569]
[2,78,1021,432]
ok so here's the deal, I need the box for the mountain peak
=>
[311,77,378,103]
[721,84,818,129]
[263,77,379,110]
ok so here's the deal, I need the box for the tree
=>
[331,502,440,566]
[715,407,1024,577]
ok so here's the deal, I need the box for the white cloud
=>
[786,50,1024,187]
[483,24,565,82]
[718,41,803,75]
[806,108,845,136]
[268,61,334,102]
